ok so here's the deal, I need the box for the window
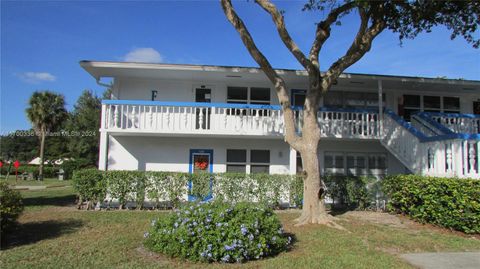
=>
[323,91,385,109]
[226,149,270,174]
[423,96,441,112]
[324,152,345,175]
[403,95,421,121]
[227,87,248,104]
[402,95,461,120]
[443,97,460,113]
[325,152,387,177]
[226,149,247,173]
[227,86,270,105]
[250,88,270,105]
[250,150,270,174]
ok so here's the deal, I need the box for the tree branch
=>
[309,1,356,68]
[322,7,386,90]
[220,0,302,149]
[255,0,317,74]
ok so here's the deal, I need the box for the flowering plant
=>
[144,201,292,263]
[194,156,209,170]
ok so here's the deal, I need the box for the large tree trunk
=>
[38,129,45,180]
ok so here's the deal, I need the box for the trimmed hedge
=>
[71,170,379,211]
[72,170,303,209]
[382,175,480,234]
[324,175,379,210]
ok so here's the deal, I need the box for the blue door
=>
[188,149,213,201]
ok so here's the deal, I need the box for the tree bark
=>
[38,127,45,180]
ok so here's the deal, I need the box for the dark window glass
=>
[404,95,420,107]
[346,156,355,168]
[250,88,270,102]
[226,165,246,173]
[368,156,376,169]
[293,94,306,107]
[335,156,344,168]
[357,156,366,168]
[325,155,333,168]
[195,88,211,103]
[250,150,270,163]
[227,149,247,163]
[404,108,420,121]
[324,92,343,108]
[443,97,460,110]
[251,165,269,174]
[296,152,303,173]
[423,96,441,109]
[378,156,387,169]
[227,87,248,100]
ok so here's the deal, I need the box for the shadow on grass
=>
[22,194,77,207]
[1,219,84,249]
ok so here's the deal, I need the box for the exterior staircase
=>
[381,109,480,179]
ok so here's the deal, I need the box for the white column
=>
[289,147,297,175]
[453,140,464,177]
[377,80,383,138]
[98,132,108,171]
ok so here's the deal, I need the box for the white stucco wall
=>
[107,136,290,174]
[106,135,407,176]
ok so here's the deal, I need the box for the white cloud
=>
[123,48,163,63]
[18,72,56,84]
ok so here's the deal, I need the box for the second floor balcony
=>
[101,100,381,139]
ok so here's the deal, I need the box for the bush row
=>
[72,169,378,210]
[382,175,480,234]
[72,170,302,209]
[7,165,58,178]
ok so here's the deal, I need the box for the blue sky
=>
[1,0,479,133]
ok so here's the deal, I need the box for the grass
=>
[1,187,479,269]
[2,176,71,187]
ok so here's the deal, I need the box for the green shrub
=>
[61,158,92,179]
[324,175,377,210]
[105,171,136,209]
[72,169,106,209]
[0,181,24,235]
[382,175,480,234]
[146,172,187,209]
[144,201,292,263]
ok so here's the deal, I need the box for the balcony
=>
[101,100,381,139]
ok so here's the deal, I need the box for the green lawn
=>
[1,187,479,269]
[2,176,71,187]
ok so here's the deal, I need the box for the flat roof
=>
[80,60,480,88]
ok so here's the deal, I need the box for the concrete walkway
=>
[400,252,480,269]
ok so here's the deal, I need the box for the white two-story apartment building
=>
[81,61,480,179]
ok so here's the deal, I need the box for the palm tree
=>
[26,91,67,180]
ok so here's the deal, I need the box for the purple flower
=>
[248,234,254,241]
[224,244,235,251]
[221,254,231,262]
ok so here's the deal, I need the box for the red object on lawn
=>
[14,160,20,181]
[0,161,3,168]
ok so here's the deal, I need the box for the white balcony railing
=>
[101,100,380,139]
[424,112,480,134]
